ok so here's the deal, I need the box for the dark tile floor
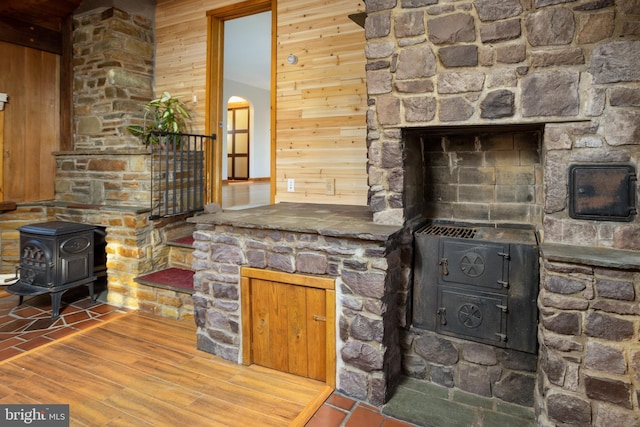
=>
[0,289,418,427]
[0,287,127,362]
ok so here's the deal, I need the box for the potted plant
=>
[127,92,192,147]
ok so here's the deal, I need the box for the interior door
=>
[227,105,249,180]
[0,41,60,203]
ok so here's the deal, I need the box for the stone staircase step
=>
[169,235,194,248]
[135,267,194,295]
[167,234,195,270]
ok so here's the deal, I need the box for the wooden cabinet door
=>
[251,279,326,381]
[241,268,335,385]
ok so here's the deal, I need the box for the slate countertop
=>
[189,202,403,242]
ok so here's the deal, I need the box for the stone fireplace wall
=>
[365,0,640,232]
[364,0,640,424]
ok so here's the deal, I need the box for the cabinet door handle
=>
[313,315,326,322]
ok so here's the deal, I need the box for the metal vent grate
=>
[418,224,477,239]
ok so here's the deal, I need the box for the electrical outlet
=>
[326,178,335,196]
[287,178,295,192]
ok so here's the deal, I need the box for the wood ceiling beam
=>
[0,17,62,55]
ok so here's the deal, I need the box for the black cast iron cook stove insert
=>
[6,221,98,318]
[412,222,539,354]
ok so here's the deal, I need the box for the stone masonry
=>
[73,7,154,150]
[190,209,408,406]
[538,256,640,426]
[402,127,543,225]
[55,150,152,207]
[2,0,634,423]
[363,0,640,424]
[401,330,538,406]
[364,0,640,234]
[0,201,195,321]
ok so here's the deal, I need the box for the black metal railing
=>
[148,132,216,220]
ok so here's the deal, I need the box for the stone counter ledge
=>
[53,149,149,156]
[18,201,151,214]
[189,203,402,242]
[540,243,640,270]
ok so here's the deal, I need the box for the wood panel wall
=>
[0,41,59,203]
[155,0,368,206]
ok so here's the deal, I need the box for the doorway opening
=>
[206,1,273,207]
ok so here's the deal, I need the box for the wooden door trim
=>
[205,0,274,205]
[242,267,335,290]
[324,288,336,387]
[240,267,336,388]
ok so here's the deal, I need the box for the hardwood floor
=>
[0,311,330,426]
[222,180,270,210]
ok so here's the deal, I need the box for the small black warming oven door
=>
[412,223,539,354]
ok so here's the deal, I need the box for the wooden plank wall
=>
[155,0,368,206]
[275,0,367,205]
[0,41,59,203]
[154,0,214,137]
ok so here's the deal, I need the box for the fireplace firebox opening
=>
[402,123,545,228]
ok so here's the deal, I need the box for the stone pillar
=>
[536,248,640,426]
[73,6,154,150]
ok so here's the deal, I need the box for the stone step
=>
[167,235,195,270]
[168,235,194,248]
[135,267,194,295]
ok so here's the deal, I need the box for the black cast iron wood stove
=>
[6,221,98,318]
[412,222,539,354]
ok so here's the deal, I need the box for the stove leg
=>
[18,296,24,306]
[87,282,95,303]
[50,291,65,319]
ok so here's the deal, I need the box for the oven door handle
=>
[438,258,449,276]
[437,307,447,325]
